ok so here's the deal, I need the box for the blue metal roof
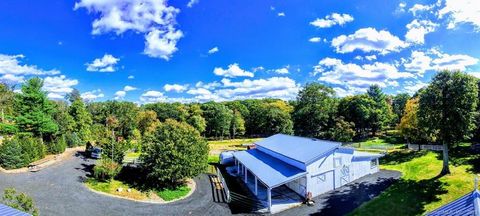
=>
[233,149,307,188]
[427,190,480,216]
[0,203,31,216]
[254,134,341,164]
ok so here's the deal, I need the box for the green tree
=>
[0,83,15,122]
[65,88,81,103]
[14,78,58,139]
[397,98,431,143]
[0,139,26,169]
[69,98,93,143]
[392,93,411,125]
[293,83,337,138]
[143,102,188,122]
[418,70,478,175]
[186,104,206,134]
[2,188,39,216]
[141,119,208,188]
[52,101,75,135]
[136,110,160,136]
[329,116,356,142]
[259,100,294,135]
[201,102,233,139]
[338,95,376,137]
[367,85,393,136]
[230,110,245,138]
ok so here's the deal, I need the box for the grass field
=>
[208,138,261,156]
[349,149,479,216]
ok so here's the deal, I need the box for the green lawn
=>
[349,150,478,216]
[208,138,261,155]
[155,186,191,201]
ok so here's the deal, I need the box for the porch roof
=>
[233,149,307,188]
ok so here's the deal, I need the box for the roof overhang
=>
[233,149,307,189]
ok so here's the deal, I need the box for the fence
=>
[408,144,444,151]
[216,167,231,202]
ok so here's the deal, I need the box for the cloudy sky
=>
[0,0,479,103]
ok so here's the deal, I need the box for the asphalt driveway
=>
[0,153,231,216]
[0,152,400,216]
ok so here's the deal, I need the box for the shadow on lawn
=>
[447,145,480,173]
[381,150,428,165]
[347,177,447,216]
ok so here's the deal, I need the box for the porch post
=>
[267,187,272,212]
[237,162,240,174]
[254,176,258,195]
[244,167,248,183]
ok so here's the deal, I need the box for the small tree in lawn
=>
[419,70,478,175]
[141,119,208,189]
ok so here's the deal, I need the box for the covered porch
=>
[232,149,307,213]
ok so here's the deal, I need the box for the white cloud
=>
[114,90,126,100]
[81,89,104,102]
[309,37,322,43]
[0,74,24,84]
[43,75,79,100]
[216,77,300,101]
[214,63,254,78]
[274,66,289,74]
[144,28,183,60]
[439,0,480,30]
[128,75,135,79]
[313,57,414,90]
[75,0,183,60]
[140,90,165,103]
[409,4,434,16]
[331,28,409,54]
[366,55,377,61]
[164,84,188,92]
[208,47,219,54]
[402,80,428,94]
[277,12,285,17]
[187,0,199,8]
[405,20,438,44]
[195,81,221,90]
[123,85,137,91]
[86,54,119,72]
[403,49,479,74]
[310,13,354,28]
[0,54,60,78]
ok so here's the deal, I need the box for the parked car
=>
[91,147,102,159]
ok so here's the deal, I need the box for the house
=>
[427,178,480,216]
[0,203,31,216]
[231,134,382,213]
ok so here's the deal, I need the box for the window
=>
[334,157,342,168]
[370,159,378,169]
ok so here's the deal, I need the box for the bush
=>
[0,123,18,135]
[66,132,83,147]
[47,135,67,154]
[93,158,121,182]
[100,140,128,164]
[0,139,27,169]
[0,136,45,169]
[141,119,208,188]
[2,188,39,216]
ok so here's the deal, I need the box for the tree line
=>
[0,70,478,176]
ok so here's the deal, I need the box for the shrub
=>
[2,188,39,216]
[0,139,27,169]
[66,132,83,147]
[141,119,208,188]
[18,135,45,163]
[93,158,121,182]
[0,123,18,135]
[47,135,67,154]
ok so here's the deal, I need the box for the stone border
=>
[84,179,196,204]
[0,146,84,174]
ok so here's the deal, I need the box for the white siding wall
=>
[285,176,307,198]
[305,153,335,197]
[351,158,379,180]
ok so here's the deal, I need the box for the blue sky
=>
[0,0,479,103]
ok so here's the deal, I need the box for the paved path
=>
[277,170,401,216]
[0,153,231,216]
[0,152,400,216]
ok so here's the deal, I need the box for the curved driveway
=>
[0,153,231,216]
[0,152,401,216]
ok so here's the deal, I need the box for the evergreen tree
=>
[69,98,93,142]
[14,78,58,139]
